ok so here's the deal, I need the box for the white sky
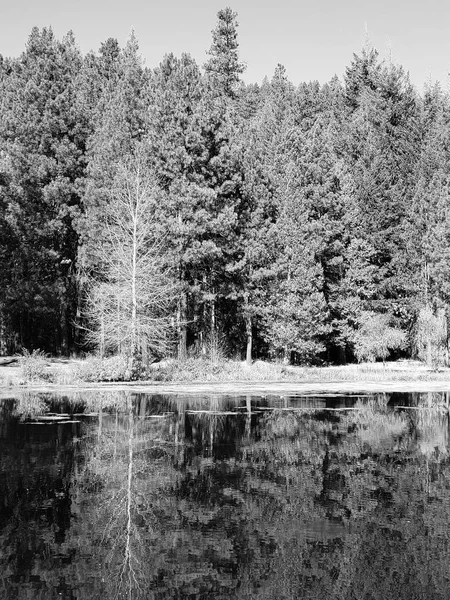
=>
[0,0,448,92]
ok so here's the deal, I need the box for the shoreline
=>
[2,378,450,399]
[3,357,450,398]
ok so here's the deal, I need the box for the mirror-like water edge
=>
[1,390,450,599]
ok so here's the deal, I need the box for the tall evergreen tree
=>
[146,52,208,356]
[403,87,450,364]
[339,49,421,359]
[230,114,279,363]
[204,7,245,98]
[0,28,86,353]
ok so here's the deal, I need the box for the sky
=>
[0,0,449,92]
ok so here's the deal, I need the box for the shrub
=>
[414,306,447,368]
[127,350,149,381]
[75,355,128,382]
[17,349,49,382]
[353,312,406,363]
[150,357,291,383]
[205,331,229,363]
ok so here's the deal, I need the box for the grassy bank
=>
[2,353,450,389]
[150,358,450,384]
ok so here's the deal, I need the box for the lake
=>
[1,390,450,599]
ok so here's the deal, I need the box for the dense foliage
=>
[1,9,450,365]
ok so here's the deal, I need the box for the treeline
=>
[1,8,450,365]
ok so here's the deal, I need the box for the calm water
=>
[1,390,450,599]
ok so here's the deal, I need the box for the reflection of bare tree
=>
[79,393,177,600]
[101,408,142,600]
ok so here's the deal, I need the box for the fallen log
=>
[0,358,18,366]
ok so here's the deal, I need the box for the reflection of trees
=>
[0,398,84,599]
[414,406,449,460]
[221,402,450,600]
[4,390,450,598]
[83,394,278,598]
[77,393,268,598]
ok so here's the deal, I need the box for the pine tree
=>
[204,7,245,98]
[339,49,421,359]
[0,28,86,353]
[146,52,207,357]
[147,46,248,358]
[180,84,243,355]
[234,64,299,363]
[263,115,346,363]
[406,88,450,364]
[231,115,279,363]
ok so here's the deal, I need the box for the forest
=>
[1,7,449,366]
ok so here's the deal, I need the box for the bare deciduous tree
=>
[85,151,176,366]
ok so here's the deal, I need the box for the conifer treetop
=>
[204,7,246,97]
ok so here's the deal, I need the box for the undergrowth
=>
[294,363,450,383]
[74,355,129,382]
[4,354,450,386]
[150,358,292,383]
[151,359,450,384]
[17,349,50,383]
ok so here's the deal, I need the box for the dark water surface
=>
[1,390,450,599]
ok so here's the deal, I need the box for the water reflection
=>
[1,391,450,598]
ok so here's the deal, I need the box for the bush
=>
[353,312,406,363]
[149,357,291,383]
[415,306,447,368]
[150,357,223,382]
[127,350,148,381]
[75,355,128,382]
[17,349,49,382]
